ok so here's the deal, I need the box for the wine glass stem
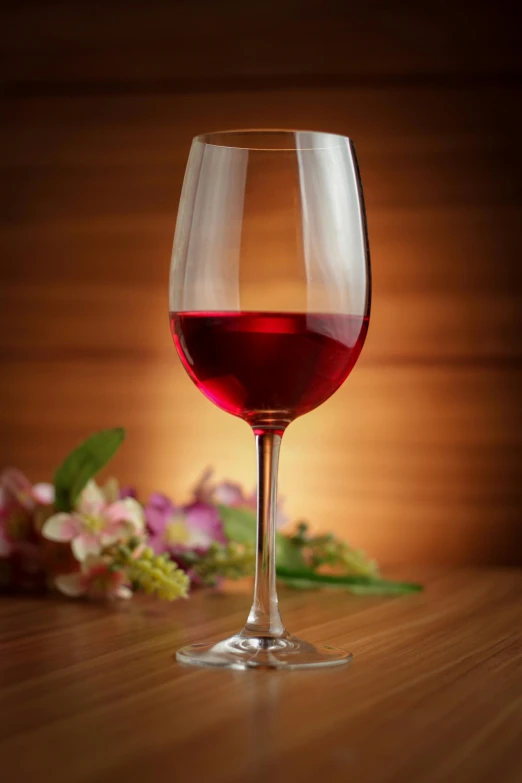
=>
[244,429,286,638]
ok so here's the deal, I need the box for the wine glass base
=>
[176,631,352,670]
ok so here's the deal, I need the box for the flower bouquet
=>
[0,429,421,601]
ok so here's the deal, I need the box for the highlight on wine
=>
[0,428,421,602]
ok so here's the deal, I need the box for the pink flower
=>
[42,480,144,562]
[0,468,55,541]
[0,468,54,516]
[145,492,226,555]
[192,468,289,528]
[0,526,12,557]
[7,541,47,593]
[0,469,55,592]
[54,555,131,600]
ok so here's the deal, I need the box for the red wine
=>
[170,311,369,429]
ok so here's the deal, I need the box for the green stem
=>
[276,565,423,595]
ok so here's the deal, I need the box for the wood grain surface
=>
[1,2,521,565]
[1,569,521,783]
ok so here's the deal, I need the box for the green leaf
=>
[54,428,126,512]
[219,505,307,571]
[278,577,321,591]
[276,565,423,595]
[276,535,307,571]
[218,504,257,545]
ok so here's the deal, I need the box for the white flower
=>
[42,480,144,562]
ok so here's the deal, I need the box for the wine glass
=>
[169,129,371,669]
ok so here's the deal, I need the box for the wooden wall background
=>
[1,1,521,565]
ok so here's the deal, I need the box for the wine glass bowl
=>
[170,311,369,432]
[170,130,370,669]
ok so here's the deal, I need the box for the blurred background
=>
[1,1,521,566]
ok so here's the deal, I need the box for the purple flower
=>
[144,492,226,555]
[193,468,247,506]
[119,486,138,500]
[192,468,289,528]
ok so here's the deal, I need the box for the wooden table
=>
[1,569,521,783]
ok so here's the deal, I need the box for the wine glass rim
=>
[193,129,352,151]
